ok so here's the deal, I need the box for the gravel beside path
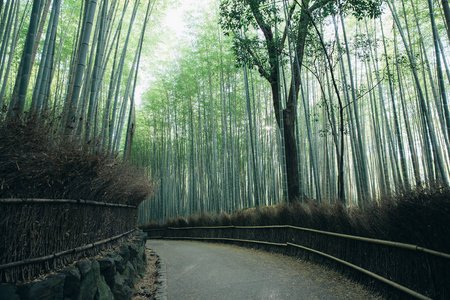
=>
[146,239,383,300]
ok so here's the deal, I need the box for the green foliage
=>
[219,0,280,74]
[317,0,383,19]
[219,0,383,75]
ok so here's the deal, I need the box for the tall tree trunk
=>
[64,0,97,135]
[392,24,421,187]
[100,30,120,150]
[388,0,449,186]
[85,0,108,144]
[339,14,370,205]
[7,0,42,120]
[244,64,260,207]
[428,0,450,147]
[442,0,450,42]
[124,0,153,161]
[60,0,85,130]
[31,0,61,116]
[381,21,410,191]
[0,0,20,108]
[0,0,15,90]
[108,0,137,151]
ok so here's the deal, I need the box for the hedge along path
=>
[0,198,138,283]
[147,225,450,300]
[165,225,450,259]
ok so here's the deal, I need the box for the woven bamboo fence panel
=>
[0,199,137,284]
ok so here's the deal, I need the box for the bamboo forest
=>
[1,0,450,224]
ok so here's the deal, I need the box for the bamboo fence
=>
[145,225,450,299]
[0,198,137,284]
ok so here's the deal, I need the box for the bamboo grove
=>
[134,0,450,224]
[0,0,154,157]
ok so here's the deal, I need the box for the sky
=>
[135,0,214,107]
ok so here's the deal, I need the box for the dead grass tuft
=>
[0,119,152,205]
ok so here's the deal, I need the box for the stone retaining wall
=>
[0,231,147,300]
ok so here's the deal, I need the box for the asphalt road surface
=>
[146,239,382,300]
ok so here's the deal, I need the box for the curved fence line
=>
[0,229,137,271]
[0,198,137,209]
[165,236,287,247]
[165,225,450,259]
[286,242,431,300]
[161,235,431,300]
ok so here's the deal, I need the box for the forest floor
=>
[132,248,159,299]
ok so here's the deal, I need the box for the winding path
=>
[146,239,381,300]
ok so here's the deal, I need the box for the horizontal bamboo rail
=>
[286,242,432,300]
[288,225,450,260]
[0,198,137,209]
[0,229,137,271]
[166,225,450,260]
[157,233,433,300]
[165,236,287,247]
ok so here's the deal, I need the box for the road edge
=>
[146,241,168,300]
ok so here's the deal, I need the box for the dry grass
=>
[0,119,152,205]
[141,189,450,299]
[152,191,450,252]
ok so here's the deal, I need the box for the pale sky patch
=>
[135,0,215,108]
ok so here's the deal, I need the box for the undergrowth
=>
[142,189,450,298]
[143,189,450,252]
[0,119,152,206]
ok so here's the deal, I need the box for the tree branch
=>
[232,30,271,80]
[279,2,297,54]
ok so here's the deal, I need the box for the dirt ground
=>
[132,248,159,300]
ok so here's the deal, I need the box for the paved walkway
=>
[146,240,381,300]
